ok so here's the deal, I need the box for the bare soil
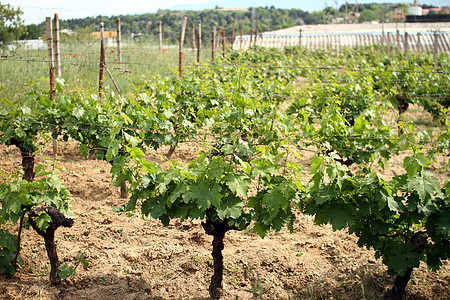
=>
[0,107,449,300]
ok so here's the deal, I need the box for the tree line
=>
[0,2,440,44]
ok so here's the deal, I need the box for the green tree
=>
[359,10,376,23]
[20,24,44,40]
[0,2,24,44]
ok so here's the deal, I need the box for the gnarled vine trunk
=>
[28,206,74,285]
[396,95,409,116]
[395,94,409,135]
[384,267,413,300]
[202,220,237,299]
[10,138,35,182]
[384,232,427,300]
[10,138,35,270]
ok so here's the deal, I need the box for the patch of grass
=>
[224,264,240,274]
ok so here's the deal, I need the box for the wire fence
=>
[236,32,450,53]
[1,16,449,109]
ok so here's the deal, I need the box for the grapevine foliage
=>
[0,45,448,298]
[0,166,71,276]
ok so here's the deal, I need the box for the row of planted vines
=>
[0,44,449,299]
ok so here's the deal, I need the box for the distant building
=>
[406,6,450,22]
[41,29,74,41]
[214,7,249,12]
[422,8,442,15]
[408,6,422,16]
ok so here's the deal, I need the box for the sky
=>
[3,0,449,25]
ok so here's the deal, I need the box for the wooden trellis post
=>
[98,22,105,100]
[53,14,61,78]
[337,35,341,53]
[417,32,422,52]
[46,18,55,98]
[231,19,236,50]
[117,18,122,64]
[197,21,202,63]
[179,16,187,79]
[46,17,57,156]
[159,21,163,53]
[433,32,439,72]
[404,32,409,60]
[222,30,225,57]
[240,20,244,50]
[191,23,195,52]
[216,26,221,51]
[299,29,302,47]
[387,32,391,53]
[212,23,216,62]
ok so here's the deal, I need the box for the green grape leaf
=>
[183,180,222,211]
[3,195,21,214]
[206,158,225,181]
[0,229,17,250]
[35,211,52,231]
[324,204,354,230]
[436,212,450,237]
[217,195,244,220]
[408,172,441,203]
[314,184,335,205]
[384,243,420,276]
[188,205,206,219]
[262,187,289,221]
[73,107,84,119]
[0,248,21,276]
[253,220,269,238]
[168,183,186,206]
[59,264,76,280]
[141,196,166,219]
[404,154,428,178]
[224,174,249,197]
[387,196,400,212]
[310,156,325,175]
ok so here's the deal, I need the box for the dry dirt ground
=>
[0,107,449,300]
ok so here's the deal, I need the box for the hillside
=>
[19,3,420,40]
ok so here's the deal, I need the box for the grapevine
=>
[0,45,448,298]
